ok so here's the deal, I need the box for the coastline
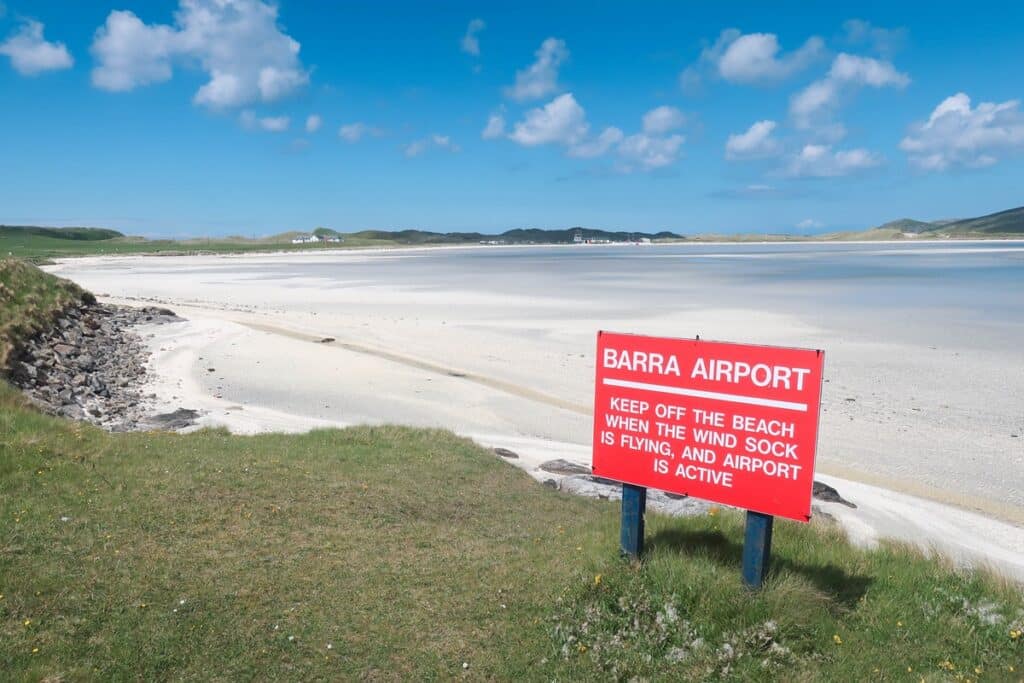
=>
[42,247,1024,580]
[122,308,1024,581]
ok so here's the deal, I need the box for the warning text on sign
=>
[592,332,825,522]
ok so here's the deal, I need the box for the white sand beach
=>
[47,243,1024,579]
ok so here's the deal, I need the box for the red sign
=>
[592,332,825,522]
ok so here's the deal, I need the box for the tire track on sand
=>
[238,320,593,417]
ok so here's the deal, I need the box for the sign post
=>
[592,331,824,586]
[742,511,774,589]
[620,483,647,559]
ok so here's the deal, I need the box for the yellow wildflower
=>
[23,619,31,627]
[832,634,842,645]
[32,648,39,654]
[1010,629,1021,640]
[974,666,983,674]
[594,574,602,587]
[939,660,955,671]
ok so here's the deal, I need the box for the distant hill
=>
[874,219,937,234]
[0,226,124,241]
[827,205,1024,240]
[345,227,681,244]
[933,206,1024,235]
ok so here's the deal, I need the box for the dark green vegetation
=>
[2,265,1023,679]
[2,204,1021,262]
[834,205,1024,240]
[0,225,681,262]
[0,259,94,369]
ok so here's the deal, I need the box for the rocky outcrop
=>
[7,303,185,431]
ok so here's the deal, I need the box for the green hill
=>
[874,219,937,234]
[935,206,1024,235]
[345,227,681,245]
[0,226,124,241]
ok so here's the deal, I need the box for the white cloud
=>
[0,19,73,76]
[403,134,458,158]
[509,92,588,146]
[683,29,823,89]
[568,127,624,158]
[505,37,568,101]
[507,94,684,171]
[240,110,289,132]
[785,143,881,177]
[461,18,485,57]
[338,122,383,143]
[791,53,909,127]
[796,218,823,229]
[642,106,685,135]
[900,93,1024,171]
[843,19,905,57]
[617,133,685,171]
[481,111,506,139]
[725,120,781,160]
[305,114,322,134]
[91,0,309,109]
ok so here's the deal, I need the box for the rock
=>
[57,404,85,420]
[4,299,185,432]
[559,475,620,499]
[588,475,621,486]
[494,447,519,459]
[812,480,857,508]
[141,408,200,431]
[538,459,591,476]
[542,479,558,489]
[11,361,36,381]
[318,337,335,343]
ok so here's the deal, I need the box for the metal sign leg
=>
[742,511,774,589]
[620,484,647,559]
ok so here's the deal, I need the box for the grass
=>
[1,263,1022,680]
[0,227,397,263]
[1,383,1022,680]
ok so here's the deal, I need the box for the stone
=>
[538,459,591,476]
[142,408,199,431]
[493,447,519,459]
[812,480,857,508]
[58,404,86,420]
[53,343,76,356]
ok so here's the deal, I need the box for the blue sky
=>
[1,1,1022,237]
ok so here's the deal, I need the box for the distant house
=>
[573,230,584,243]
[291,234,321,244]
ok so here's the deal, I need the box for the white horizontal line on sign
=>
[602,378,808,412]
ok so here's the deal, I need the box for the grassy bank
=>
[0,227,391,263]
[1,265,1022,680]
[0,259,94,369]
